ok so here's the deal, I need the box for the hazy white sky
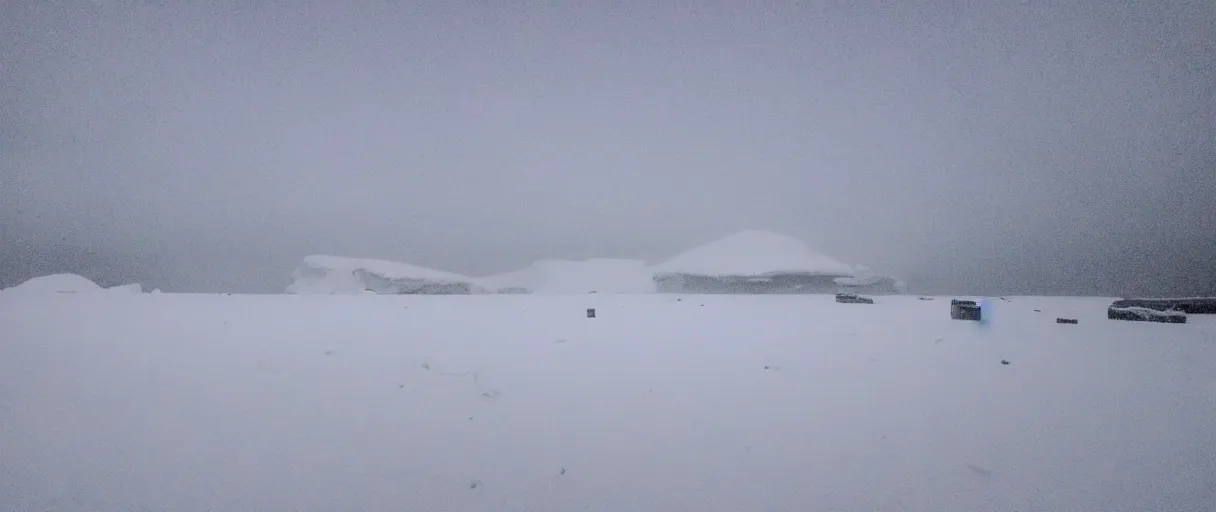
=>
[2,0,1213,295]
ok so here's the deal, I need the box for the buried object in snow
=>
[835,292,874,304]
[1107,306,1186,324]
[1056,318,1079,324]
[950,299,981,321]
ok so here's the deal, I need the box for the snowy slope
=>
[477,259,656,294]
[651,230,858,277]
[2,293,1213,512]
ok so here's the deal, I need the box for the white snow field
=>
[2,293,1214,511]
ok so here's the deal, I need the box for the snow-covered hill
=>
[1,274,145,295]
[649,231,904,294]
[2,273,103,294]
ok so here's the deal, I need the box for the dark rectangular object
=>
[1056,318,1078,324]
[950,300,981,321]
[1107,306,1186,324]
[950,299,981,321]
[1109,298,1216,314]
[835,292,874,304]
[586,308,596,318]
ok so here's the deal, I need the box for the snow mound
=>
[651,230,857,277]
[287,255,478,295]
[3,274,103,294]
[478,259,655,294]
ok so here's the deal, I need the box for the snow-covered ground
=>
[1,292,1213,511]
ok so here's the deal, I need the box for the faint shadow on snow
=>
[965,464,994,479]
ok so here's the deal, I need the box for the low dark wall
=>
[1109,298,1216,314]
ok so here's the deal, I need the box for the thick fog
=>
[2,0,1213,295]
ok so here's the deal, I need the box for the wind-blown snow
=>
[478,259,656,294]
[2,293,1212,511]
[651,230,858,277]
[2,273,102,294]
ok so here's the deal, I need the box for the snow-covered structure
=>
[286,255,479,295]
[651,231,905,295]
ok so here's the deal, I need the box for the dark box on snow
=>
[835,293,874,304]
[950,299,981,321]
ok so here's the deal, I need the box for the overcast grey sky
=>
[2,0,1213,295]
